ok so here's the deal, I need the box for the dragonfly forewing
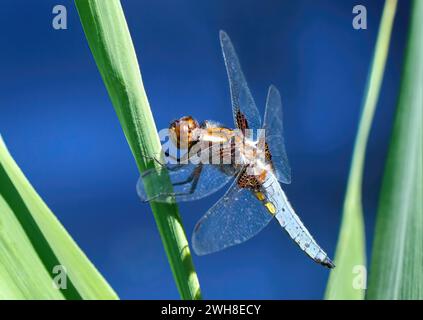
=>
[220,30,262,133]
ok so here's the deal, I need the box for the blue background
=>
[0,0,410,299]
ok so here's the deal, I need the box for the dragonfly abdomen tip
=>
[321,257,335,269]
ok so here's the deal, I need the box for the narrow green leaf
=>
[74,0,201,300]
[325,0,398,300]
[0,136,118,299]
[367,0,423,300]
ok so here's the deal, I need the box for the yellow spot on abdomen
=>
[265,202,277,215]
[255,192,266,201]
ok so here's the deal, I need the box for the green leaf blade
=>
[0,137,118,299]
[325,0,398,300]
[367,0,423,300]
[74,0,201,300]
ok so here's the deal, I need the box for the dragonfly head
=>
[169,116,200,149]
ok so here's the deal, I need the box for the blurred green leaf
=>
[75,0,201,299]
[367,0,423,300]
[0,136,118,299]
[325,0,398,300]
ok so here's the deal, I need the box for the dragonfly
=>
[137,31,334,269]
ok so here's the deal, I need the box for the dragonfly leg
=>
[189,164,203,193]
[139,153,186,172]
[143,165,203,202]
[166,163,186,172]
[139,153,167,167]
[144,191,188,203]
[172,164,203,186]
[164,150,194,164]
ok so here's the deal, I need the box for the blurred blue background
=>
[0,0,410,299]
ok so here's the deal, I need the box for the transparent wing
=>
[220,31,262,134]
[263,85,291,184]
[192,177,274,255]
[137,163,233,203]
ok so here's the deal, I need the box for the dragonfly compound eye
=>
[169,116,199,149]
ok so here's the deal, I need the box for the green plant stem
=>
[325,0,398,300]
[367,0,423,299]
[75,0,201,299]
